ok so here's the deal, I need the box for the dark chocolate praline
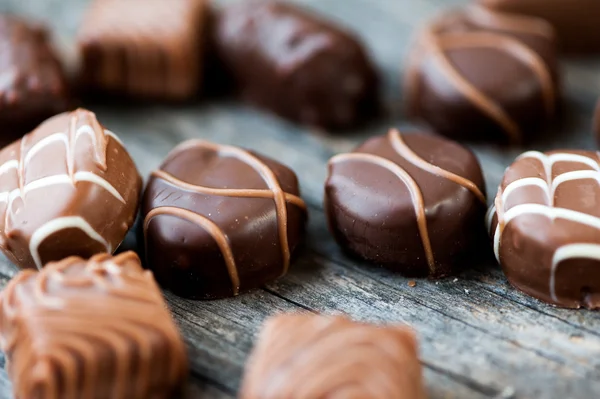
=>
[214,0,379,130]
[404,5,560,144]
[325,129,487,277]
[142,140,308,299]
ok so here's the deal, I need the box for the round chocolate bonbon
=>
[142,140,308,299]
[490,150,600,308]
[0,108,142,269]
[325,129,487,277]
[404,6,559,144]
[214,0,379,130]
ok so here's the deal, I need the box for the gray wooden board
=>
[0,0,600,398]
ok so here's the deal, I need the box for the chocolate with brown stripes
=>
[325,130,487,277]
[404,5,559,144]
[142,140,308,299]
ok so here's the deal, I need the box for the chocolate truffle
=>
[480,0,600,53]
[490,150,600,308]
[404,6,559,144]
[142,140,308,299]
[0,108,142,269]
[240,314,426,399]
[0,15,70,137]
[325,129,487,277]
[215,0,379,130]
[77,0,208,100]
[0,252,188,399]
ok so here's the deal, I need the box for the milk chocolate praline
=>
[405,6,559,144]
[0,108,142,269]
[215,0,379,130]
[0,252,188,399]
[0,15,71,138]
[142,140,308,299]
[77,0,208,100]
[325,129,487,277]
[241,314,426,399]
[491,150,600,308]
[480,0,600,53]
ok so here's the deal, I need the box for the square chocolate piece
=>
[240,314,426,399]
[77,0,207,101]
[0,15,70,137]
[0,252,188,399]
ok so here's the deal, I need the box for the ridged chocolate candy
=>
[0,252,188,399]
[77,0,208,100]
[0,108,142,269]
[142,140,308,299]
[240,314,426,399]
[325,129,486,277]
[405,6,559,144]
[490,150,600,308]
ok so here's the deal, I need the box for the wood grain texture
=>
[1,0,600,398]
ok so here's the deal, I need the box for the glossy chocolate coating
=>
[405,6,559,144]
[77,0,207,101]
[490,150,600,308]
[325,129,487,277]
[215,0,379,130]
[0,108,142,269]
[0,15,70,137]
[480,0,600,53]
[0,252,188,399]
[142,140,308,299]
[240,314,426,399]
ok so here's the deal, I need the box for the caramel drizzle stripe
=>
[388,129,486,204]
[329,153,435,273]
[144,206,241,295]
[151,169,307,210]
[163,140,307,277]
[409,29,555,144]
[467,6,555,39]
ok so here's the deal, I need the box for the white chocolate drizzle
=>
[0,110,124,268]
[493,151,600,302]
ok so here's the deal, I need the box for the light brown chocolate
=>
[491,150,600,308]
[0,252,188,399]
[77,0,208,100]
[0,108,142,269]
[240,314,426,399]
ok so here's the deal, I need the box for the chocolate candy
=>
[215,0,379,130]
[240,314,426,399]
[595,99,600,145]
[490,150,600,308]
[0,108,142,269]
[142,140,308,299]
[404,6,559,144]
[77,0,208,100]
[0,252,188,399]
[325,129,486,277]
[0,15,70,137]
[480,0,600,53]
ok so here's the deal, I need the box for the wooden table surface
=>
[1,0,600,398]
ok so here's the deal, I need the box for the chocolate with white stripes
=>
[142,140,308,299]
[0,108,142,269]
[325,129,487,277]
[490,150,600,308]
[404,5,559,144]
